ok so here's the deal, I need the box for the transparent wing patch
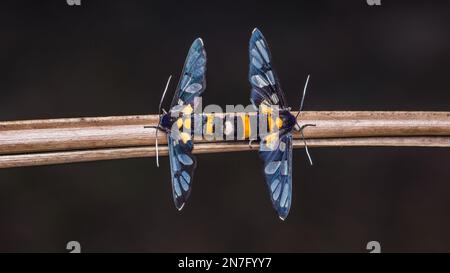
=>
[259,133,293,220]
[164,37,206,210]
[167,135,197,210]
[249,28,286,109]
[170,38,207,108]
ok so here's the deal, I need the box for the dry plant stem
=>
[0,111,449,168]
[0,111,449,155]
[0,136,449,168]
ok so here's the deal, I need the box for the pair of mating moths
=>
[151,28,311,220]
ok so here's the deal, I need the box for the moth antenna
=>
[155,75,172,167]
[144,75,172,167]
[295,74,310,119]
[159,75,172,114]
[155,131,159,167]
[300,129,313,166]
[296,124,315,165]
[293,74,314,165]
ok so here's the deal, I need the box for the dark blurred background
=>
[0,0,450,252]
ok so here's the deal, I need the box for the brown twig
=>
[0,136,449,168]
[0,111,449,168]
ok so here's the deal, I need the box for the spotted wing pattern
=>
[249,28,287,110]
[249,28,293,220]
[170,38,207,108]
[259,134,293,220]
[167,135,196,210]
[166,38,206,210]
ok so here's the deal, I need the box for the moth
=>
[148,38,207,211]
[148,31,312,219]
[249,28,313,220]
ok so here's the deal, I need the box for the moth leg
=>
[248,139,255,150]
